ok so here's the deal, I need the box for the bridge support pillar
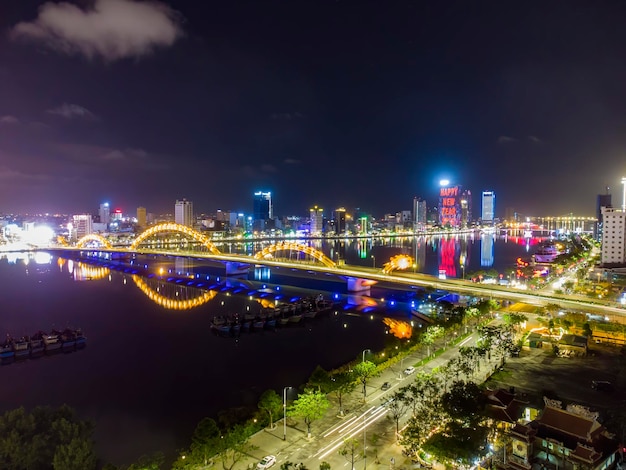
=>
[346,277,377,294]
[225,262,251,276]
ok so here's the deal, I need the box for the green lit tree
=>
[328,370,356,416]
[258,389,283,430]
[288,389,330,438]
[353,360,378,401]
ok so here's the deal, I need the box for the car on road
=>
[591,380,613,392]
[404,366,416,375]
[381,382,391,390]
[257,455,277,470]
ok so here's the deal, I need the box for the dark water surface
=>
[0,253,390,466]
[0,234,539,465]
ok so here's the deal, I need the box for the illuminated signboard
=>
[439,185,462,227]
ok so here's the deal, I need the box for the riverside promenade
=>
[237,328,500,470]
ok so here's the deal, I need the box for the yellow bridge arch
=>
[254,241,336,268]
[76,233,113,249]
[130,222,221,254]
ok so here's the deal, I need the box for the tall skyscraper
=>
[253,191,272,221]
[99,202,110,225]
[137,207,147,229]
[413,197,427,232]
[334,208,346,234]
[310,206,323,234]
[175,199,193,227]
[481,191,496,224]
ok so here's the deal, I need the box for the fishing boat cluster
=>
[0,329,86,365]
[210,295,335,336]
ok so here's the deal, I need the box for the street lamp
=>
[371,255,375,268]
[283,386,292,441]
[362,348,370,363]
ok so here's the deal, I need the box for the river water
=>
[0,235,542,465]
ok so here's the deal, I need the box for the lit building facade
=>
[596,192,611,241]
[310,206,323,234]
[333,208,346,234]
[137,207,146,229]
[481,190,495,224]
[439,184,462,228]
[71,214,93,240]
[413,197,427,232]
[253,191,272,220]
[175,199,194,227]
[601,207,626,265]
[99,202,110,225]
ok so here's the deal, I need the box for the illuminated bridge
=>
[57,223,626,320]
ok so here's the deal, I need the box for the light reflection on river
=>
[0,235,543,465]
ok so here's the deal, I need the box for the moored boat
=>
[42,331,62,353]
[59,329,77,351]
[0,336,15,364]
[265,318,277,329]
[288,314,303,324]
[12,337,30,359]
[75,329,87,349]
[28,333,45,356]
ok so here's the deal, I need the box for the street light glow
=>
[439,179,450,186]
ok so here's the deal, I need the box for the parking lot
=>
[485,342,625,412]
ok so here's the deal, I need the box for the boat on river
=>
[0,337,15,364]
[12,337,30,359]
[42,331,62,353]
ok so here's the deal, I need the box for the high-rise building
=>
[310,206,323,234]
[481,191,496,224]
[99,202,110,225]
[175,199,193,227]
[601,207,626,265]
[137,207,147,229]
[253,191,272,221]
[71,214,93,241]
[461,189,472,227]
[333,208,347,234]
[596,191,612,241]
[413,197,427,232]
[438,183,462,228]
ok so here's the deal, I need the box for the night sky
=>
[2,0,626,217]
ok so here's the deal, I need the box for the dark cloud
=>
[528,135,542,144]
[11,0,183,62]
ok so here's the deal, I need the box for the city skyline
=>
[2,1,626,215]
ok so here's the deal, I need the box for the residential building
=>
[601,207,626,265]
[175,199,193,227]
[71,214,93,241]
